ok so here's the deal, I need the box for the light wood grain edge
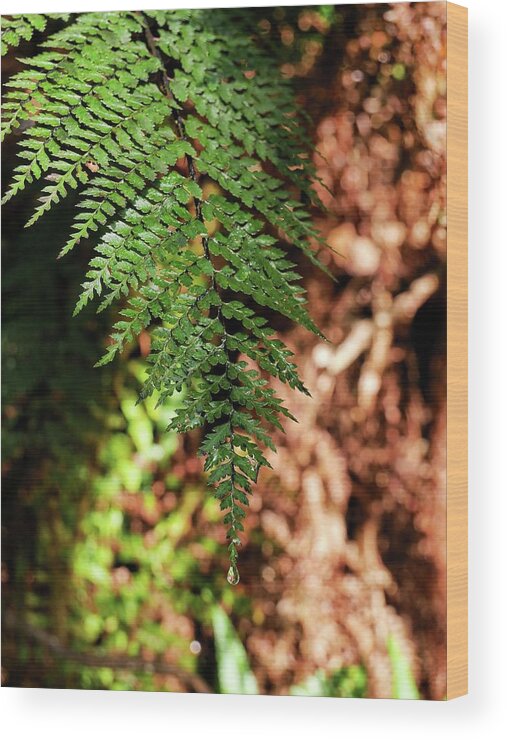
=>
[446,1,468,700]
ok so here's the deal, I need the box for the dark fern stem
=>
[1,9,326,581]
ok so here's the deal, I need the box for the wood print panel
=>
[1,2,467,700]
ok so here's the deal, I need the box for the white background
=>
[1,1,506,738]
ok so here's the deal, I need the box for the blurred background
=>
[2,3,447,699]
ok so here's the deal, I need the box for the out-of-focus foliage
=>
[212,602,366,698]
[1,153,248,694]
[2,3,447,699]
[387,635,419,700]
[290,666,367,698]
[211,605,258,695]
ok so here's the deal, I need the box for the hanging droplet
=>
[227,564,240,585]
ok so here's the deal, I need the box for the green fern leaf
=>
[1,8,328,582]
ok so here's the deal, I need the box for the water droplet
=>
[227,564,240,585]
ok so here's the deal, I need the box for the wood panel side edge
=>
[446,1,468,700]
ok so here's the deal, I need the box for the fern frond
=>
[1,13,57,56]
[1,9,328,581]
